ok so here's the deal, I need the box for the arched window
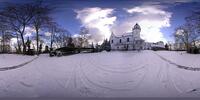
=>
[111,40,113,43]
[127,38,129,42]
[119,39,121,43]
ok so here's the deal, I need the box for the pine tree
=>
[165,44,169,50]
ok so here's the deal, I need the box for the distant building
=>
[110,23,145,50]
[151,41,165,48]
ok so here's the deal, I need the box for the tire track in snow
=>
[0,56,38,71]
[166,63,184,94]
[154,52,200,96]
[153,52,185,94]
[88,55,146,74]
[76,61,99,97]
[25,57,75,97]
[88,53,141,70]
[78,56,148,92]
[155,53,200,71]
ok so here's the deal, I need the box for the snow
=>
[0,54,36,68]
[156,51,200,68]
[0,50,200,97]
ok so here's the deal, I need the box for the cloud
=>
[112,5,172,43]
[44,32,52,37]
[24,27,36,38]
[125,6,166,15]
[75,7,117,43]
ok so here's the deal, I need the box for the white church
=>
[110,23,148,50]
[109,23,165,51]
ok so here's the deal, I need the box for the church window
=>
[127,38,129,42]
[111,40,113,43]
[119,39,121,43]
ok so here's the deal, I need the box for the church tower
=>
[132,23,141,38]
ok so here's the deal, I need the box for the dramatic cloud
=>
[112,5,172,43]
[75,7,117,43]
[75,5,172,43]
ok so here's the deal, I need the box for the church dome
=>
[133,23,141,30]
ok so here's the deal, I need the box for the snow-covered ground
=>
[0,54,36,68]
[156,51,200,68]
[0,50,200,97]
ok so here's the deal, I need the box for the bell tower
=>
[132,23,141,38]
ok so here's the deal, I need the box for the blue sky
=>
[1,0,200,43]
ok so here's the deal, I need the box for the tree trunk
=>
[2,30,5,53]
[20,25,26,54]
[186,32,189,51]
[16,34,21,53]
[50,34,53,49]
[21,33,26,54]
[50,27,54,49]
[36,27,39,55]
[185,42,189,51]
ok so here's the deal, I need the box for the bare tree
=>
[174,10,200,51]
[31,1,53,55]
[44,21,58,50]
[79,27,90,48]
[0,3,36,53]
[54,28,71,48]
[0,29,11,53]
[0,19,7,53]
[0,15,13,53]
[185,11,200,47]
[174,26,190,50]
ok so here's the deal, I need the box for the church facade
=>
[109,23,146,50]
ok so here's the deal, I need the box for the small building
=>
[150,41,165,51]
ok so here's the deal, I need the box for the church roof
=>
[114,32,132,37]
[133,23,141,30]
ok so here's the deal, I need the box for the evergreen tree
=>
[39,43,42,54]
[44,45,49,53]
[165,44,169,50]
[100,39,111,51]
[26,37,31,52]
[67,37,75,48]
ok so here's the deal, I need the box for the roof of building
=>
[133,23,141,30]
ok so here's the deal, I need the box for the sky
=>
[1,0,200,44]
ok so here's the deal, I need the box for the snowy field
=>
[0,50,200,98]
